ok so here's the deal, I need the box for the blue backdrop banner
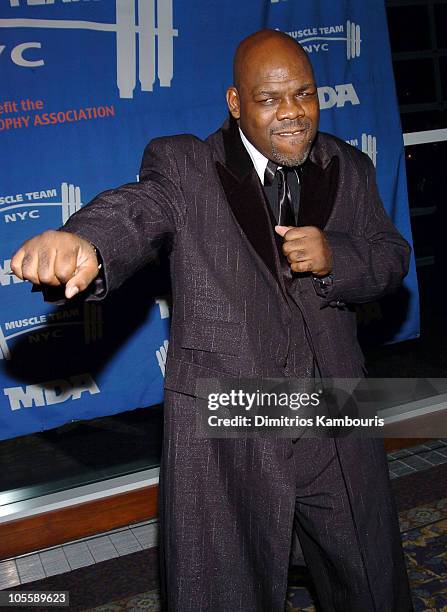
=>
[1,0,419,440]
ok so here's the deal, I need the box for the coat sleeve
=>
[314,156,411,305]
[61,138,186,297]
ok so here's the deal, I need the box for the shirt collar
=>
[239,128,269,185]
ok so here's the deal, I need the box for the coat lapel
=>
[216,117,281,285]
[298,154,339,229]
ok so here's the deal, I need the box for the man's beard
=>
[270,138,314,167]
[269,119,315,167]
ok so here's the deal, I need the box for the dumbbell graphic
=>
[0,0,178,99]
[0,182,82,225]
[345,21,361,60]
[362,133,377,167]
[156,339,169,377]
[347,134,377,167]
[290,19,361,61]
[0,327,11,360]
[0,305,102,360]
[61,182,82,224]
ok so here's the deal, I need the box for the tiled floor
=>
[0,520,158,590]
[387,439,447,478]
[1,440,446,591]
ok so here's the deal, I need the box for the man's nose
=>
[276,97,305,121]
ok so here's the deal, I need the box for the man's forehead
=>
[246,63,315,91]
[241,50,313,82]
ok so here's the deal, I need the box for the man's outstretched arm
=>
[11,138,186,300]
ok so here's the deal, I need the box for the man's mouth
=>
[272,128,308,138]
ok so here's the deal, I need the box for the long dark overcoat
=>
[63,118,413,611]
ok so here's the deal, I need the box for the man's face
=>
[227,41,319,166]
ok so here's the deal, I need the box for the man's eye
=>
[260,98,275,105]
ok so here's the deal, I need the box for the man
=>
[12,30,413,612]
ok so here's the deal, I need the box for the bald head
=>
[233,29,313,90]
[227,29,319,166]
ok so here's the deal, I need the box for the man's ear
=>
[226,87,241,120]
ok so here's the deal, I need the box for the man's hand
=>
[11,230,100,299]
[275,225,333,276]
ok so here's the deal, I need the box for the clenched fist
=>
[275,225,333,276]
[11,230,100,299]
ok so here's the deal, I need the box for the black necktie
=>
[264,161,296,226]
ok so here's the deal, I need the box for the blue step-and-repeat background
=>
[1,0,419,440]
